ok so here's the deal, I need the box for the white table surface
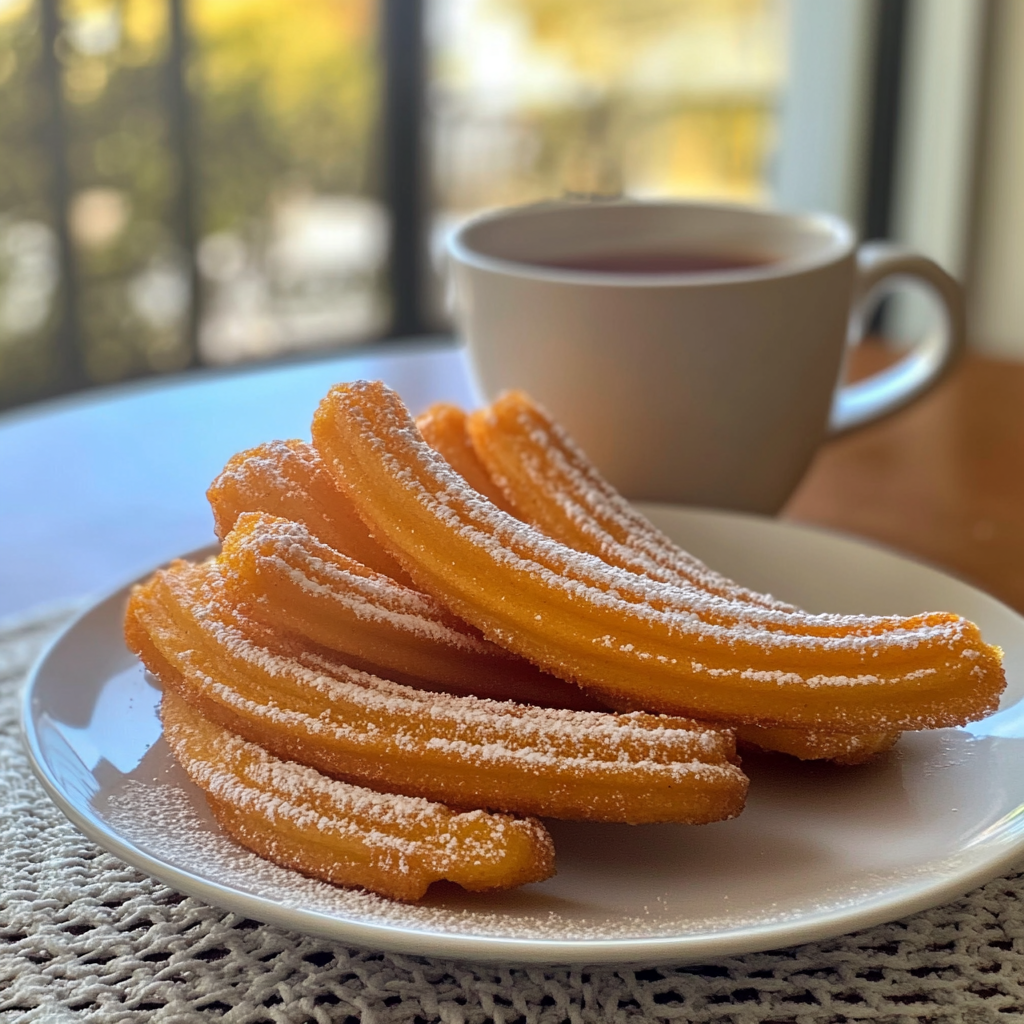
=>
[0,339,478,621]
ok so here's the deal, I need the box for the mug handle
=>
[828,242,966,435]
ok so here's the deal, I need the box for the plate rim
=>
[19,508,1024,965]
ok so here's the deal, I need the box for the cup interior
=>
[451,200,853,282]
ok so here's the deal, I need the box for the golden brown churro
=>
[460,391,903,762]
[311,380,1004,733]
[465,391,795,613]
[161,688,555,901]
[218,510,606,710]
[207,439,413,585]
[416,402,517,513]
[127,559,748,825]
[734,725,900,765]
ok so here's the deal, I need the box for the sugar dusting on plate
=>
[100,760,978,945]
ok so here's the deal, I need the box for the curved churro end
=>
[129,557,749,825]
[311,380,1005,733]
[416,402,519,514]
[206,438,413,584]
[217,510,609,711]
[161,688,556,901]
[468,389,903,763]
[736,724,902,765]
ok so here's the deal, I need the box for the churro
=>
[127,559,748,825]
[207,439,413,585]
[311,380,1005,733]
[462,391,904,761]
[734,725,900,765]
[465,392,795,612]
[218,510,605,710]
[416,402,517,513]
[162,688,555,900]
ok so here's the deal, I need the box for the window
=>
[0,0,383,408]
[1,0,983,410]
[428,0,787,321]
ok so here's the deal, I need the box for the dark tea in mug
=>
[531,250,773,275]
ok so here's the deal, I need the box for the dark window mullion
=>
[167,0,200,367]
[38,0,85,391]
[382,0,427,339]
[863,0,909,241]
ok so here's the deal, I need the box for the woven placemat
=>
[3,608,1024,1023]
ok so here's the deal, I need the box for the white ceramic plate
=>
[21,507,1024,965]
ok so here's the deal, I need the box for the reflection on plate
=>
[21,507,1024,965]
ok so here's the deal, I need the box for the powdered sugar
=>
[225,513,503,657]
[335,384,979,657]
[132,560,746,831]
[164,693,547,874]
[308,381,1004,730]
[471,395,800,613]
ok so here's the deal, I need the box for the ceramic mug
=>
[447,199,965,514]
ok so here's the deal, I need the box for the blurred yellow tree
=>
[190,0,378,232]
[501,0,767,80]
[485,0,782,197]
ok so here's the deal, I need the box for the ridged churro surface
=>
[463,391,907,761]
[416,402,517,513]
[207,439,412,584]
[162,688,555,901]
[218,511,605,710]
[128,560,747,825]
[311,380,1005,732]
[467,391,794,613]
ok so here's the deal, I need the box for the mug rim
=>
[447,198,856,288]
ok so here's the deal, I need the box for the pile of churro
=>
[124,380,1005,902]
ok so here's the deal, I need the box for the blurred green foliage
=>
[0,0,380,408]
[190,0,377,233]
[0,0,783,408]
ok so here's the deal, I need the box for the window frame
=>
[9,0,965,410]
